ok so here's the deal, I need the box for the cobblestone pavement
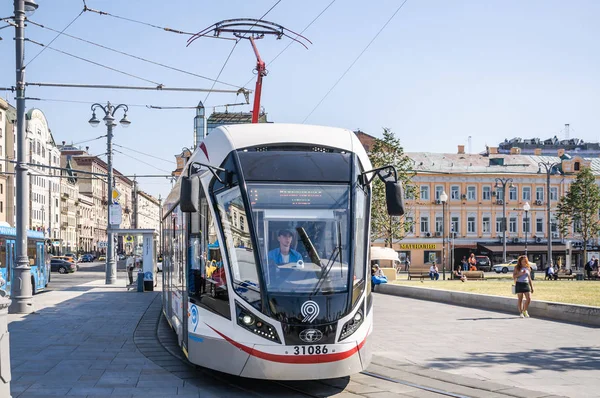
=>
[370,292,600,398]
[6,267,586,397]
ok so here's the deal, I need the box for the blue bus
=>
[0,226,50,296]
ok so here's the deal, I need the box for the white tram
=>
[161,123,403,380]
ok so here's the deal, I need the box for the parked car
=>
[493,259,537,273]
[97,255,106,261]
[50,258,77,274]
[80,254,95,263]
[475,255,492,272]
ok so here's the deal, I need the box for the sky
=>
[1,0,600,199]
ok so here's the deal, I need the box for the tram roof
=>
[163,123,371,214]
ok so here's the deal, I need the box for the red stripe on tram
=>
[208,325,366,364]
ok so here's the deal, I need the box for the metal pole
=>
[106,115,116,284]
[502,188,507,263]
[547,170,552,268]
[525,210,528,257]
[442,201,446,280]
[10,0,34,314]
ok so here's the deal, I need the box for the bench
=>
[408,272,430,280]
[556,269,576,280]
[452,270,484,280]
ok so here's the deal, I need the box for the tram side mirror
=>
[180,176,199,213]
[385,181,405,216]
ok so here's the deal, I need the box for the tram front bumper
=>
[239,338,369,380]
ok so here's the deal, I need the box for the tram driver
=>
[267,229,302,266]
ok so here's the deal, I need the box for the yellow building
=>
[374,142,600,271]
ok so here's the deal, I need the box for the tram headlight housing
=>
[236,303,281,343]
[339,308,364,341]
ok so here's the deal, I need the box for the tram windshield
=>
[248,183,351,294]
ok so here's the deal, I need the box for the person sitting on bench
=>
[546,264,557,280]
[453,265,467,282]
[429,262,440,280]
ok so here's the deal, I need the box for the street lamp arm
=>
[112,103,129,116]
[90,102,109,115]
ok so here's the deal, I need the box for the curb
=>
[377,283,600,327]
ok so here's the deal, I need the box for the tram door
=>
[36,242,46,290]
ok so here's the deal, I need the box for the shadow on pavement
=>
[426,346,600,374]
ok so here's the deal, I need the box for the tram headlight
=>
[339,309,364,341]
[236,302,281,344]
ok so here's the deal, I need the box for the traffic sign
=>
[99,241,108,248]
[109,204,122,226]
[112,188,121,201]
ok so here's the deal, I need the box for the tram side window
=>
[216,187,261,309]
[352,187,368,305]
[188,189,231,319]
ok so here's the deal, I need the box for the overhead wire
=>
[303,0,410,123]
[24,96,213,109]
[113,149,172,173]
[112,144,173,164]
[27,19,245,90]
[26,39,163,86]
[204,0,282,105]
[25,10,84,67]
[81,4,235,40]
[241,0,337,88]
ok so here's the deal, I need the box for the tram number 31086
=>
[293,345,328,355]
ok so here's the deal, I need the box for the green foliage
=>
[368,128,416,247]
[556,167,600,260]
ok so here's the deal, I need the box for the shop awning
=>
[370,246,400,262]
[478,243,567,253]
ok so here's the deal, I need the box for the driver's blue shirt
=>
[268,248,302,265]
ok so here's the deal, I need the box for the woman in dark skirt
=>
[513,255,534,318]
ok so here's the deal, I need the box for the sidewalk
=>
[8,277,204,398]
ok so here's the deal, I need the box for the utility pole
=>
[10,0,37,314]
[132,176,138,229]
[538,161,560,268]
[495,177,513,263]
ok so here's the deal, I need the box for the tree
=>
[368,128,416,247]
[556,167,600,266]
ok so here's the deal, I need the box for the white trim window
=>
[536,187,544,202]
[467,216,476,233]
[509,217,517,233]
[509,186,517,201]
[435,186,444,200]
[420,216,429,233]
[467,186,476,201]
[420,185,430,201]
[482,217,491,233]
[550,187,558,201]
[482,186,491,201]
[536,217,544,233]
[435,216,443,233]
[522,187,531,201]
[451,185,460,200]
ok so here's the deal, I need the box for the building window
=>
[535,187,544,201]
[522,187,531,201]
[240,216,244,231]
[451,217,459,234]
[467,216,476,233]
[550,187,558,201]
[420,216,429,233]
[482,186,491,201]
[523,216,530,233]
[0,184,2,194]
[420,185,430,201]
[551,218,558,233]
[509,217,517,233]
[537,218,544,233]
[574,162,580,171]
[0,201,3,213]
[482,217,490,233]
[435,186,444,200]
[451,186,460,200]
[404,186,415,200]
[435,216,443,233]
[509,186,517,201]
[496,217,502,232]
[467,186,476,200]
[405,217,414,234]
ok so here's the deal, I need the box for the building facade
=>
[77,193,94,253]
[134,190,160,231]
[356,132,600,271]
[0,99,11,225]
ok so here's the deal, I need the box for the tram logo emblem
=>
[300,300,319,323]
[299,328,323,343]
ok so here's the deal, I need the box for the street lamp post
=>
[440,191,448,280]
[523,202,530,257]
[495,177,513,263]
[538,161,560,268]
[10,0,40,315]
[89,102,131,284]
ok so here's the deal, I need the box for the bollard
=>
[137,270,144,292]
[0,296,12,398]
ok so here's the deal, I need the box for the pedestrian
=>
[513,255,534,318]
[126,255,135,285]
[453,265,467,282]
[461,256,468,271]
[594,257,599,271]
[404,256,411,273]
[468,253,477,271]
[585,257,595,280]
[429,261,440,280]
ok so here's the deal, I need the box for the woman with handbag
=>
[513,255,534,318]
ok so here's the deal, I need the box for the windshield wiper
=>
[296,227,321,265]
[310,221,343,296]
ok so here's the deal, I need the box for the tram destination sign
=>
[249,185,348,208]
